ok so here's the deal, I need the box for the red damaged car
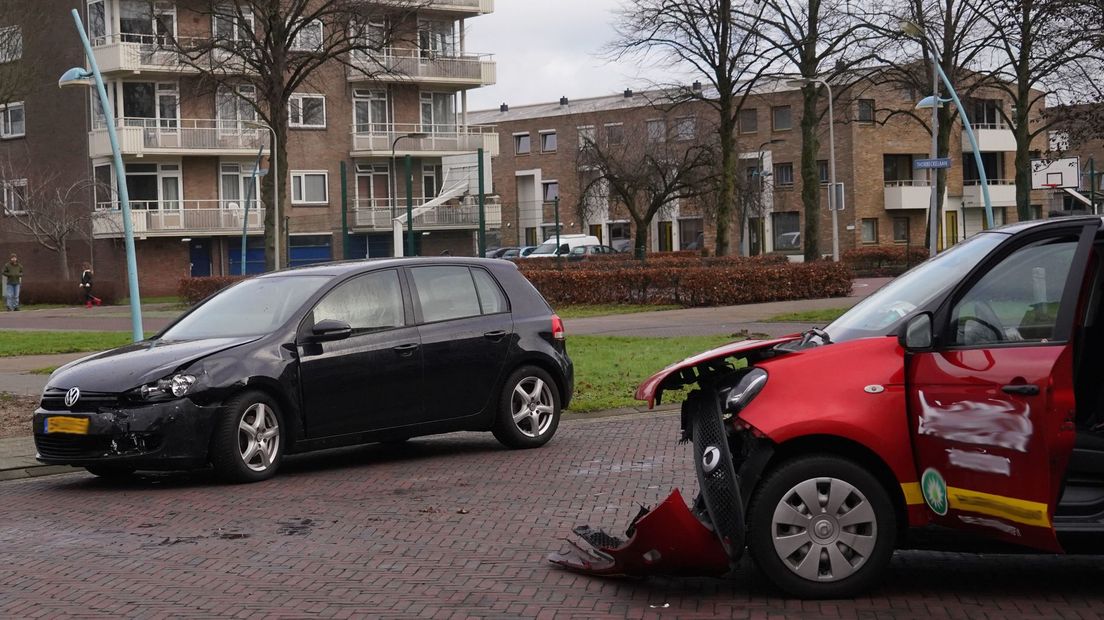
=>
[552,215,1104,598]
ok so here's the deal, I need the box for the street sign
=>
[914,158,952,170]
[829,182,845,211]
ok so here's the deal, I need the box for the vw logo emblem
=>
[64,387,81,408]
[702,446,721,474]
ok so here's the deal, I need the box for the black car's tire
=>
[85,464,136,478]
[210,390,284,483]
[747,455,896,599]
[492,365,561,449]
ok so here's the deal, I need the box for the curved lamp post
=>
[390,132,427,256]
[59,9,142,342]
[243,120,279,270]
[787,77,839,261]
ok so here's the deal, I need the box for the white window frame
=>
[1,178,26,215]
[0,102,25,139]
[646,119,666,143]
[604,122,624,146]
[539,130,557,153]
[291,19,323,51]
[0,26,22,63]
[291,170,329,205]
[513,132,531,155]
[289,93,326,128]
[213,4,254,43]
[352,88,389,133]
[577,125,595,149]
[542,180,559,203]
[675,116,696,141]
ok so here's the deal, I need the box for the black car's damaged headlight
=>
[722,368,767,415]
[130,373,197,402]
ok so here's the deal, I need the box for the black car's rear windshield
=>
[158,275,331,340]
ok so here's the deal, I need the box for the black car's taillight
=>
[551,314,565,340]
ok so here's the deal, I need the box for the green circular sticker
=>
[921,468,949,516]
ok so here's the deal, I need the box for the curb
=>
[0,464,80,482]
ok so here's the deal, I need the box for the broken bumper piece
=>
[548,489,731,576]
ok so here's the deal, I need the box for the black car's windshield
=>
[824,232,1007,343]
[158,275,331,340]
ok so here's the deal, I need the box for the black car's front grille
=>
[35,434,114,459]
[40,388,124,412]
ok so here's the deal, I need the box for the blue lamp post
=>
[59,8,143,342]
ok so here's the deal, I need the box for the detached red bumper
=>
[548,489,731,577]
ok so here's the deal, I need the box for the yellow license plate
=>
[45,416,90,435]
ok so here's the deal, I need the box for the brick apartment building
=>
[0,0,498,297]
[470,73,1055,258]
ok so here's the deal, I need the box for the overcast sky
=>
[465,0,690,111]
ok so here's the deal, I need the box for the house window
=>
[289,94,325,128]
[419,19,456,57]
[1,179,27,215]
[542,181,559,202]
[525,227,538,246]
[352,89,388,133]
[0,102,24,138]
[892,217,910,243]
[540,130,557,153]
[679,218,705,250]
[861,218,878,244]
[676,116,696,141]
[213,4,254,42]
[739,108,758,133]
[647,119,666,143]
[514,132,530,155]
[88,0,107,44]
[291,171,329,204]
[970,98,1003,127]
[773,163,794,187]
[577,125,595,149]
[420,91,456,133]
[857,99,875,123]
[883,154,913,183]
[605,123,624,146]
[0,26,22,63]
[772,212,800,251]
[291,19,323,51]
[216,84,255,132]
[772,105,792,131]
[817,160,829,184]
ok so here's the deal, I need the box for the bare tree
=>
[610,0,776,256]
[161,0,422,268]
[577,115,716,259]
[0,170,95,280]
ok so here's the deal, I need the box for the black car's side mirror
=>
[311,319,352,342]
[900,312,933,350]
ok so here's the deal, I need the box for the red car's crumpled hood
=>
[634,336,800,407]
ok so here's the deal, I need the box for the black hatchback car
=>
[33,258,573,482]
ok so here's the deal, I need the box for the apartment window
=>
[883,154,913,183]
[817,160,829,185]
[772,212,800,251]
[213,4,254,42]
[525,227,538,246]
[289,94,326,128]
[0,26,22,63]
[514,132,531,155]
[216,84,256,132]
[540,130,557,153]
[88,0,107,44]
[419,19,456,57]
[772,106,792,131]
[647,119,666,143]
[1,179,26,215]
[679,218,705,250]
[353,89,388,133]
[291,171,329,204]
[676,116,696,141]
[857,99,875,123]
[773,163,794,187]
[291,19,323,51]
[605,123,624,146]
[0,102,24,139]
[542,181,559,203]
[739,108,758,134]
[892,217,910,243]
[420,92,456,132]
[861,218,878,244]
[970,98,1002,127]
[423,164,441,198]
[577,125,595,149]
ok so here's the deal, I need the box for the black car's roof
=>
[255,256,515,279]
[988,214,1104,236]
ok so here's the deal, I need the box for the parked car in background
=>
[519,246,538,257]
[486,247,521,259]
[499,247,522,259]
[34,258,573,483]
[567,245,621,260]
[525,235,603,258]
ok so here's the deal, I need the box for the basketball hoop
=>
[1042,183,1060,190]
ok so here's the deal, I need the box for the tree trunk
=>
[800,85,821,261]
[632,214,649,260]
[934,105,954,245]
[715,111,737,256]
[1014,83,1034,221]
[57,243,69,281]
[263,97,289,271]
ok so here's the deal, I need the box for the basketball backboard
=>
[1031,157,1080,190]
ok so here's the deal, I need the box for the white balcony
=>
[93,201,265,239]
[884,180,934,210]
[962,179,1018,207]
[413,0,494,14]
[965,124,1017,152]
[90,119,267,158]
[351,123,499,157]
[348,49,496,87]
[352,198,501,231]
[91,34,204,75]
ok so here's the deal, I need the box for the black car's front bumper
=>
[33,399,221,470]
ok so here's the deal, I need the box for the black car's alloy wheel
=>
[492,365,560,449]
[211,390,284,483]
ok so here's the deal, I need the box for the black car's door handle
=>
[1002,384,1039,396]
[392,343,420,357]
[483,330,507,341]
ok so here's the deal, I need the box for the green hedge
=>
[842,246,928,277]
[17,281,119,305]
[178,276,246,304]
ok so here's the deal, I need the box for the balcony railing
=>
[90,118,267,158]
[963,179,1018,206]
[348,48,496,85]
[93,201,265,238]
[884,180,933,210]
[351,123,498,156]
[352,198,501,230]
[91,33,207,74]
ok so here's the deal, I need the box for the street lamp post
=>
[787,78,839,261]
[243,120,280,269]
[754,138,785,255]
[59,9,143,342]
[390,132,428,257]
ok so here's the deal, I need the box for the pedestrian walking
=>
[80,262,101,309]
[2,253,22,311]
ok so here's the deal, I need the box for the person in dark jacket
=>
[2,253,22,311]
[79,262,101,309]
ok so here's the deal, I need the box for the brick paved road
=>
[2,412,1103,619]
